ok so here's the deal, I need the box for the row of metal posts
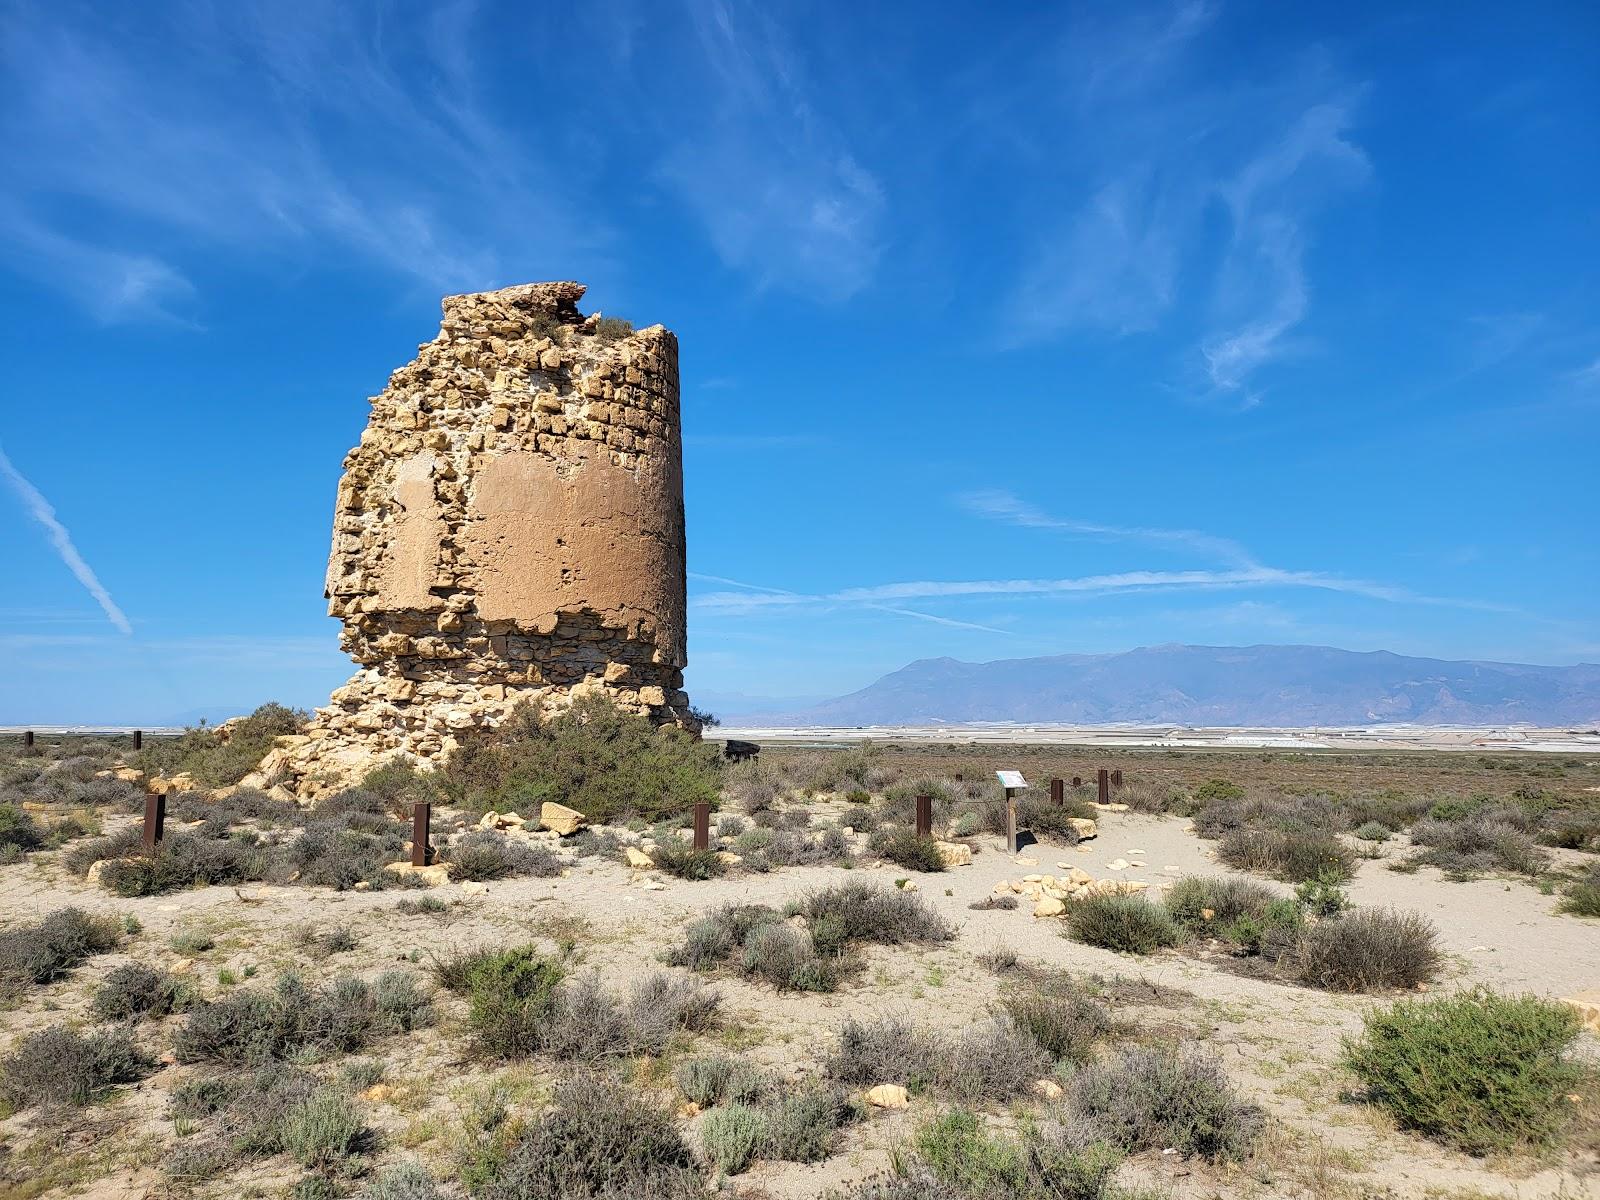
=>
[62,729,1120,860]
[20,729,143,750]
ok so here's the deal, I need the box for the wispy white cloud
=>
[0,442,131,634]
[1201,101,1370,398]
[649,0,885,300]
[960,489,1257,567]
[696,489,1518,629]
[0,1,598,317]
[998,7,1369,401]
[1566,355,1600,390]
[694,566,1509,616]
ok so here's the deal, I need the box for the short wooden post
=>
[1050,778,1064,806]
[132,729,143,751]
[953,773,962,783]
[24,730,34,748]
[1071,776,1082,788]
[1097,769,1109,804]
[914,795,933,839]
[693,802,711,851]
[411,801,432,866]
[1111,769,1123,789]
[142,792,166,852]
[1004,788,1020,855]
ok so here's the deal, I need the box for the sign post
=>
[995,770,1029,855]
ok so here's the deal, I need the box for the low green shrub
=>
[539,971,720,1061]
[999,981,1115,1064]
[362,1162,442,1200]
[824,1014,1046,1103]
[1192,778,1245,805]
[0,1025,153,1108]
[787,880,955,946]
[1069,1046,1262,1162]
[592,315,634,344]
[674,1054,775,1107]
[479,1073,703,1200]
[651,840,727,880]
[175,970,434,1063]
[1293,871,1352,917]
[442,830,562,881]
[96,832,269,896]
[1064,894,1180,954]
[1355,821,1391,842]
[135,702,306,787]
[910,1109,1133,1200]
[1163,875,1280,931]
[1560,862,1600,917]
[1284,908,1440,992]
[92,962,191,1020]
[463,946,565,1060]
[0,802,44,853]
[700,1102,767,1173]
[940,1016,1052,1103]
[763,1085,854,1162]
[166,1065,362,1181]
[1410,812,1548,877]
[1217,827,1355,883]
[876,828,948,872]
[0,906,122,997]
[280,1087,366,1168]
[1343,988,1584,1154]
[436,694,721,824]
[670,885,950,992]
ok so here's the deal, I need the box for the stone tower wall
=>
[266,281,694,795]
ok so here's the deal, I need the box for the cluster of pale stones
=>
[256,282,697,798]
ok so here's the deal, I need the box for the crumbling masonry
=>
[262,282,695,796]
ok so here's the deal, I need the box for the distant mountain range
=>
[725,645,1600,728]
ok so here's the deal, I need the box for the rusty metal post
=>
[142,792,166,852]
[411,801,432,866]
[1004,787,1019,855]
[693,802,711,851]
[1111,769,1123,789]
[132,729,143,751]
[24,730,33,748]
[1071,775,1082,788]
[914,794,933,839]
[1050,777,1064,806]
[1097,768,1109,804]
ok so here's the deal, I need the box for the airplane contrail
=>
[0,442,132,634]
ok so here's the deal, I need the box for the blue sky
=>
[0,0,1596,724]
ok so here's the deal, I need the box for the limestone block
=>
[540,802,588,835]
[1560,990,1600,1032]
[865,1084,909,1109]
[935,841,973,867]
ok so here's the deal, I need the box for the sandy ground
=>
[1,808,1597,1199]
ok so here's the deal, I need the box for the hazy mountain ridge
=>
[730,645,1600,727]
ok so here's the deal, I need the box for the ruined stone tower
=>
[266,281,694,795]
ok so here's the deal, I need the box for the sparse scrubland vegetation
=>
[1,727,1596,1198]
